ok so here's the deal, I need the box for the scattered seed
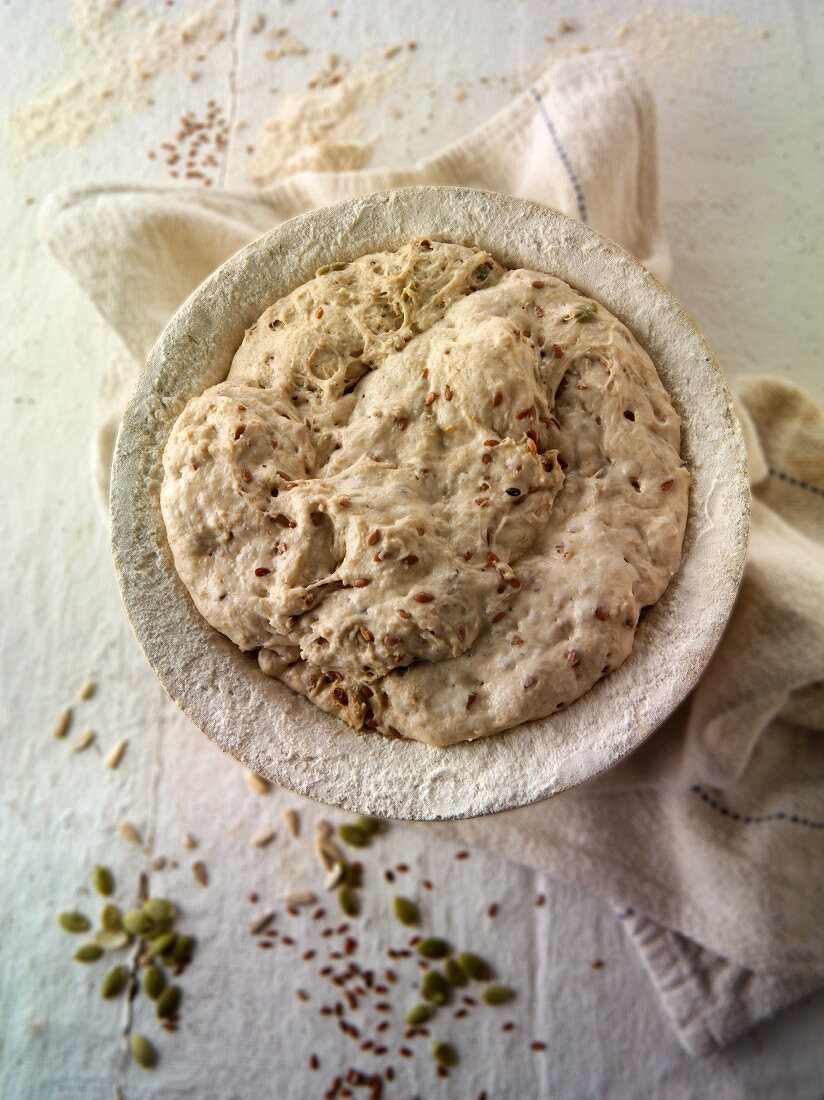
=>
[251,829,276,849]
[77,679,96,701]
[192,861,209,887]
[281,890,317,907]
[338,886,359,917]
[91,865,114,897]
[250,910,276,936]
[94,928,130,950]
[282,808,300,837]
[117,820,142,846]
[481,985,514,1006]
[661,479,674,491]
[51,706,73,740]
[535,893,546,907]
[338,824,369,848]
[531,1040,548,1051]
[246,771,271,794]
[432,1040,458,1067]
[104,738,128,769]
[592,958,605,970]
[130,1033,157,1069]
[58,911,91,934]
[143,965,166,1000]
[444,958,467,988]
[71,729,95,753]
[413,592,434,604]
[417,937,450,959]
[487,902,499,918]
[156,985,182,1019]
[456,953,492,982]
[100,965,129,999]
[121,908,152,937]
[74,943,103,963]
[171,934,195,964]
[455,851,470,861]
[392,897,419,926]
[182,832,197,850]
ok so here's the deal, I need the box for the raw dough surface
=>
[161,241,688,747]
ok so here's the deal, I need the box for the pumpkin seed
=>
[92,864,114,897]
[145,932,177,959]
[156,985,181,1019]
[416,937,450,960]
[337,886,359,917]
[58,910,91,934]
[122,908,153,937]
[481,985,515,1006]
[94,928,130,950]
[170,934,195,964]
[143,898,176,923]
[51,706,73,739]
[355,815,381,836]
[431,1040,458,1067]
[422,969,451,1005]
[456,952,492,981]
[444,957,467,988]
[341,862,362,889]
[316,261,347,276]
[100,903,122,930]
[143,964,166,1000]
[100,965,129,999]
[74,943,103,962]
[392,897,419,926]
[129,1033,157,1069]
[337,823,369,848]
[404,1003,434,1026]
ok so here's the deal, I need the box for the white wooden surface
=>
[2,2,823,1098]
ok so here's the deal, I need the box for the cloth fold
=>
[40,49,823,1056]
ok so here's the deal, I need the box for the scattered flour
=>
[3,0,231,161]
[246,53,404,186]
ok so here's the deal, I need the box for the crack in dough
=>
[161,241,688,746]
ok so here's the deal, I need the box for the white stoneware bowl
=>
[110,186,749,820]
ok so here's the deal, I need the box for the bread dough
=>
[161,241,688,747]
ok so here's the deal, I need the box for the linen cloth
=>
[39,50,824,1056]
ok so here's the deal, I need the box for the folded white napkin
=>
[40,50,824,1056]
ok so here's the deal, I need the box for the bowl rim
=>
[110,185,750,821]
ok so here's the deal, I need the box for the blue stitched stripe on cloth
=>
[528,86,588,223]
[768,467,824,497]
[691,785,824,830]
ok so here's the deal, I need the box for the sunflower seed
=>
[393,897,419,926]
[58,911,91,934]
[74,943,103,962]
[100,965,129,999]
[92,865,114,897]
[71,729,95,753]
[324,862,347,891]
[192,861,208,887]
[250,910,276,935]
[283,808,300,837]
[280,890,316,907]
[129,1033,157,1069]
[104,739,128,769]
[246,771,271,794]
[156,985,181,1019]
[116,820,142,846]
[143,964,166,1000]
[315,836,345,873]
[251,829,276,849]
[315,818,333,839]
[77,679,97,701]
[51,706,73,740]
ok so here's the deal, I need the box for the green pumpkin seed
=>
[129,1033,157,1069]
[171,934,196,964]
[481,985,515,1006]
[422,969,451,1006]
[404,1003,434,1026]
[337,824,369,848]
[444,957,467,987]
[100,903,122,930]
[100,965,129,999]
[341,862,362,889]
[143,964,166,1000]
[74,943,103,962]
[93,928,130,950]
[355,815,381,836]
[316,261,347,276]
[431,1040,458,1067]
[337,886,360,917]
[416,937,450,960]
[91,864,114,897]
[456,952,492,981]
[143,898,176,923]
[122,908,153,937]
[156,985,181,1019]
[392,896,419,926]
[58,911,91,934]
[145,932,177,959]
[474,263,492,282]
